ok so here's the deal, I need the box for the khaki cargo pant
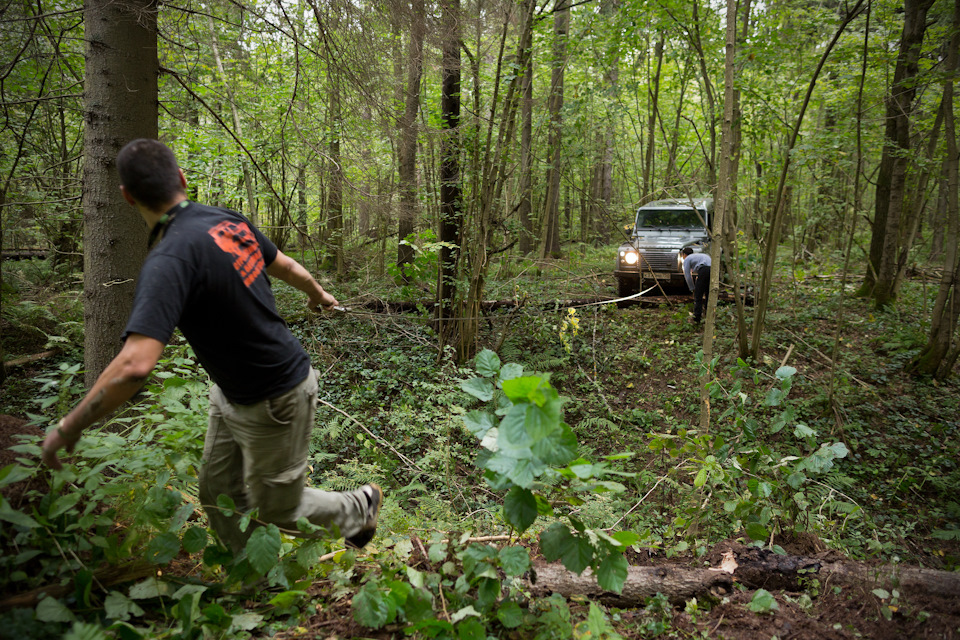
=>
[198,369,369,553]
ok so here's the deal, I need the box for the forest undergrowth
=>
[1,246,958,638]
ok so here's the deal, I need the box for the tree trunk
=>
[327,70,344,278]
[893,102,944,294]
[528,563,735,607]
[396,0,425,276]
[689,0,717,187]
[517,0,535,256]
[700,0,738,431]
[907,0,959,379]
[540,0,568,259]
[643,37,664,200]
[82,0,157,386]
[862,0,936,306]
[437,0,462,337]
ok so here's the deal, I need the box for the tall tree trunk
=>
[396,0,425,276]
[540,0,569,259]
[893,102,944,293]
[862,0,936,306]
[518,0,535,255]
[327,70,344,278]
[437,0,462,339]
[724,0,752,361]
[906,0,959,379]
[455,7,529,361]
[643,36,664,199]
[689,0,717,187]
[700,0,738,432]
[82,0,158,386]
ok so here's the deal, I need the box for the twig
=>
[610,460,686,530]
[318,399,426,474]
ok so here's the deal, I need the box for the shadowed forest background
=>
[1,0,959,637]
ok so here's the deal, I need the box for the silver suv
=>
[614,197,713,297]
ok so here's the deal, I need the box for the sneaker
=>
[345,484,383,549]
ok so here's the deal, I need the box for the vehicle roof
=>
[637,197,713,210]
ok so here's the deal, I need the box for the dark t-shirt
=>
[123,201,310,404]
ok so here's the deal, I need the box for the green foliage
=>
[387,229,454,299]
[461,348,637,593]
[646,358,860,550]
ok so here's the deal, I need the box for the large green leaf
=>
[461,378,494,401]
[595,552,628,593]
[245,524,281,575]
[0,463,33,488]
[36,595,76,623]
[501,376,543,403]
[474,350,501,377]
[532,423,578,466]
[503,487,538,533]
[744,521,768,541]
[145,532,180,565]
[497,601,525,628]
[499,546,531,577]
[462,410,495,437]
[540,522,594,574]
[499,363,524,382]
[499,404,533,448]
[540,522,573,563]
[353,581,390,629]
[0,500,40,528]
[181,526,208,553]
[104,591,145,622]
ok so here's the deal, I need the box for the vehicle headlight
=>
[620,249,639,266]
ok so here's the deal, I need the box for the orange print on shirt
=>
[209,221,264,287]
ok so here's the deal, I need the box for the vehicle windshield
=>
[635,208,704,228]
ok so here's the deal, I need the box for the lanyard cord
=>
[148,201,190,248]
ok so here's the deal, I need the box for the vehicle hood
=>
[628,229,707,248]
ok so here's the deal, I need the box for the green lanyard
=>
[148,201,189,248]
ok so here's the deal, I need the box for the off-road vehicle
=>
[614,197,713,297]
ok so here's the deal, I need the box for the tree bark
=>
[396,0,425,276]
[528,563,735,607]
[907,0,959,379]
[437,0,462,336]
[643,37,664,200]
[326,69,344,278]
[517,0,535,256]
[539,0,569,259]
[863,0,936,306]
[82,0,157,386]
[700,0,738,431]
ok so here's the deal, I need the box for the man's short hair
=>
[681,247,695,256]
[116,139,183,209]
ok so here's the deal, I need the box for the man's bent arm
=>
[266,249,338,311]
[41,333,165,470]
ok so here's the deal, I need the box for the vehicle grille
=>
[638,251,676,272]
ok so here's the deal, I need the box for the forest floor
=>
[2,250,960,638]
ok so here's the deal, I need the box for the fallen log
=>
[0,561,155,611]
[527,563,735,607]
[3,349,59,370]
[720,543,960,598]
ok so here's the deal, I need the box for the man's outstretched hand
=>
[41,421,79,471]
